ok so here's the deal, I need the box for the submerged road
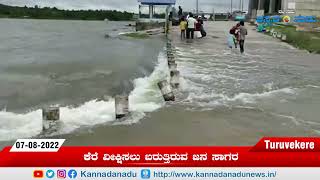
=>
[53,21,320,146]
[1,21,320,147]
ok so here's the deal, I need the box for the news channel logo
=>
[256,15,317,24]
[46,170,55,178]
[68,169,78,179]
[141,169,151,179]
[283,15,291,23]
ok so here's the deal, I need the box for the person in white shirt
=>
[186,13,197,39]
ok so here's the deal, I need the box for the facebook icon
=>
[68,169,77,179]
[141,169,151,179]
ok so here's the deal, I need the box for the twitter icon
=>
[46,170,55,179]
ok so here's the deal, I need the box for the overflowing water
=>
[1,20,320,145]
[0,19,167,141]
[172,22,320,138]
[0,51,168,141]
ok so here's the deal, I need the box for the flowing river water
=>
[0,20,320,147]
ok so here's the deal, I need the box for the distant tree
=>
[0,3,134,21]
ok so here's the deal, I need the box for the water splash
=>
[0,51,169,141]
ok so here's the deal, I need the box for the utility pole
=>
[284,0,288,15]
[231,0,233,13]
[212,8,215,21]
[241,0,244,12]
[196,0,199,16]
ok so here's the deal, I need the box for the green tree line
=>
[0,4,134,21]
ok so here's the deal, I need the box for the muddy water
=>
[0,19,165,142]
[1,20,320,147]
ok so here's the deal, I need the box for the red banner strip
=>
[1,138,320,167]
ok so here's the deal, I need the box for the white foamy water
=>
[172,34,303,110]
[171,21,320,137]
[306,85,320,89]
[184,87,297,106]
[0,51,169,141]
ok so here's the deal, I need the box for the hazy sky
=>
[0,0,249,13]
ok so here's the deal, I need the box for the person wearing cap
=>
[198,16,206,37]
[198,15,204,24]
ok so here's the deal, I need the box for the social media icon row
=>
[33,169,77,179]
[34,169,150,179]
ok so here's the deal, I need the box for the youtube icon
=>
[33,170,43,178]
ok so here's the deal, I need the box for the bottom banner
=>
[1,168,320,180]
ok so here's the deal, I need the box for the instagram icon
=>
[57,169,66,179]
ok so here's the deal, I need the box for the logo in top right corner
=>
[283,16,291,23]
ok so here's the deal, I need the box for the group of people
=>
[176,6,247,53]
[228,21,248,53]
[179,13,207,40]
